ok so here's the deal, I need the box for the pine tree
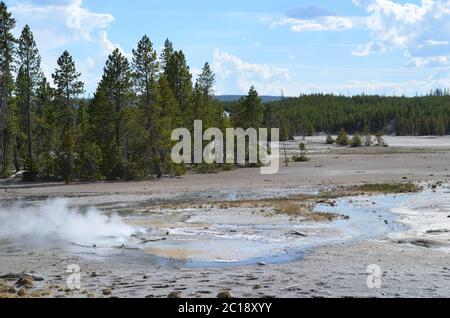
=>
[34,77,55,179]
[160,38,174,76]
[75,100,101,180]
[194,62,216,126]
[351,132,362,147]
[52,50,84,182]
[0,1,16,176]
[363,125,372,146]
[16,25,42,178]
[234,86,263,130]
[88,86,115,178]
[326,133,335,145]
[165,50,193,126]
[197,62,215,100]
[155,75,183,175]
[97,48,132,178]
[132,35,161,176]
[336,128,349,146]
[293,142,310,162]
[375,131,385,146]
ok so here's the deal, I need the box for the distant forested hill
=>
[266,93,450,138]
[215,95,283,103]
[222,92,450,139]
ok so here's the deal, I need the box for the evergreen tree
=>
[363,125,372,146]
[52,50,84,182]
[326,133,335,145]
[234,86,263,130]
[160,38,174,75]
[293,142,310,162]
[16,25,42,178]
[97,48,132,178]
[34,77,56,179]
[336,128,349,146]
[351,132,362,147]
[0,1,16,176]
[132,35,161,176]
[75,100,101,180]
[88,86,115,178]
[193,62,216,126]
[375,131,385,146]
[165,50,193,126]
[155,75,183,175]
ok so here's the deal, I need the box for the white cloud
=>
[212,49,291,95]
[211,49,450,96]
[353,0,450,68]
[263,15,356,32]
[279,77,450,97]
[10,0,120,92]
[306,78,450,96]
[352,41,387,56]
[11,0,114,50]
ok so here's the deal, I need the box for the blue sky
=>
[5,0,450,96]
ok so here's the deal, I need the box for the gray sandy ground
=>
[1,241,449,298]
[1,137,449,298]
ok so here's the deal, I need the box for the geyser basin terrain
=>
[1,184,448,268]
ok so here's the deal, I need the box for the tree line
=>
[1,1,449,181]
[0,2,232,181]
[222,92,450,141]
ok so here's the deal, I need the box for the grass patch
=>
[349,182,421,194]
[150,182,422,223]
[192,163,235,174]
[292,155,310,162]
[0,281,16,298]
[274,201,338,221]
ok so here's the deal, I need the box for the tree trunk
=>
[27,92,33,173]
[1,130,7,176]
[13,137,19,173]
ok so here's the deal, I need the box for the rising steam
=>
[0,198,137,245]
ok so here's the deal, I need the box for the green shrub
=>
[326,134,335,145]
[351,132,363,147]
[336,129,349,146]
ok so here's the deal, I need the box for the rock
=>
[426,229,450,234]
[168,291,182,298]
[281,285,299,291]
[217,290,232,299]
[253,285,262,290]
[102,289,112,296]
[15,277,34,288]
[90,272,97,277]
[258,262,267,266]
[289,231,307,237]
[0,273,43,282]
[410,239,443,248]
[17,288,27,297]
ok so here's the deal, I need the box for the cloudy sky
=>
[5,0,450,96]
